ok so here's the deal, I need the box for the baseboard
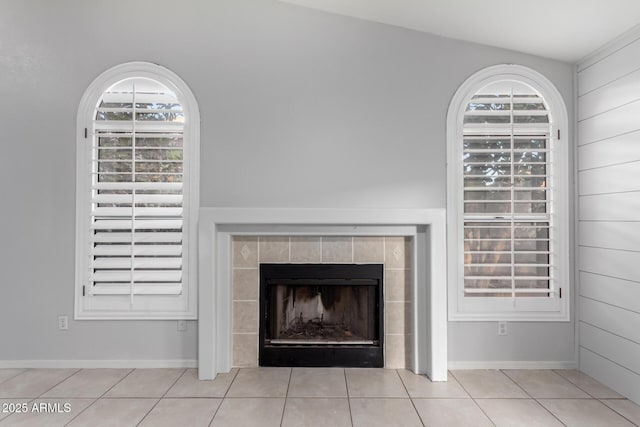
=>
[0,359,577,371]
[447,360,578,370]
[0,360,198,369]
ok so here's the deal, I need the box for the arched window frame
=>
[74,62,200,319]
[447,64,570,321]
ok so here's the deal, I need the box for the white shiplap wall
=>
[577,29,640,404]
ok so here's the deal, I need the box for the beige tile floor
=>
[0,367,639,426]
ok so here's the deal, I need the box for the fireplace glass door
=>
[260,264,383,367]
[269,282,377,345]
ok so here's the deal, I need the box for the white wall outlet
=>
[58,315,69,330]
[177,320,187,332]
[498,321,507,336]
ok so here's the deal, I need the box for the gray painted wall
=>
[577,31,640,403]
[0,0,575,364]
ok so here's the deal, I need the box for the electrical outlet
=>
[498,321,507,336]
[177,320,187,332]
[58,315,68,330]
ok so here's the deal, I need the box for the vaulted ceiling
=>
[279,0,640,62]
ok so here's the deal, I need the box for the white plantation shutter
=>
[75,62,199,319]
[90,79,185,297]
[447,65,569,321]
[462,82,553,298]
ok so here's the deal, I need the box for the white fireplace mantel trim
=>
[198,207,448,381]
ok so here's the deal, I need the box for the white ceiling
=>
[279,0,640,63]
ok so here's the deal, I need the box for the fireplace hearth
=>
[259,263,384,367]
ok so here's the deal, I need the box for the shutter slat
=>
[91,257,182,269]
[89,283,182,295]
[92,232,182,243]
[464,187,546,191]
[91,271,182,282]
[466,263,551,268]
[93,182,183,191]
[92,207,183,217]
[100,92,181,105]
[464,276,550,281]
[97,107,183,115]
[95,132,183,139]
[464,110,548,116]
[92,219,183,230]
[464,200,548,204]
[94,121,183,132]
[463,125,550,135]
[92,245,182,256]
[463,288,554,294]
[93,194,183,204]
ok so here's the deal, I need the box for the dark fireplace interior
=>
[259,263,384,367]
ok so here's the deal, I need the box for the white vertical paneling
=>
[578,37,640,96]
[579,193,640,221]
[580,272,640,317]
[580,322,640,375]
[578,162,640,195]
[578,28,640,404]
[579,247,640,282]
[578,100,640,145]
[578,131,640,170]
[580,347,640,404]
[578,222,640,252]
[579,297,640,344]
[579,67,640,120]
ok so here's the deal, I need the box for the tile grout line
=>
[222,368,241,400]
[499,369,535,399]
[498,367,569,425]
[38,368,83,399]
[0,368,29,387]
[0,397,38,425]
[98,368,136,399]
[208,368,241,426]
[395,369,426,427]
[597,398,640,426]
[500,369,569,426]
[447,370,473,397]
[470,395,497,427]
[24,368,83,426]
[551,369,598,399]
[452,371,499,427]
[62,367,135,426]
[280,368,293,427]
[552,369,628,401]
[344,368,354,427]
[134,367,187,427]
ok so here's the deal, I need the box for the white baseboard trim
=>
[0,359,577,371]
[0,360,198,369]
[448,360,578,370]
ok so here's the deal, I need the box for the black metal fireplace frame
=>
[259,263,384,368]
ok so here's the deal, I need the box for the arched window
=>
[75,62,199,319]
[447,65,570,321]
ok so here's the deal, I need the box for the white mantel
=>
[198,208,448,381]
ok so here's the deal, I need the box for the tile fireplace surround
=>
[234,235,410,369]
[198,208,447,381]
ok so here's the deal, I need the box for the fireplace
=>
[259,263,384,367]
[197,207,449,382]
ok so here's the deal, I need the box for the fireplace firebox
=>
[259,263,384,367]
